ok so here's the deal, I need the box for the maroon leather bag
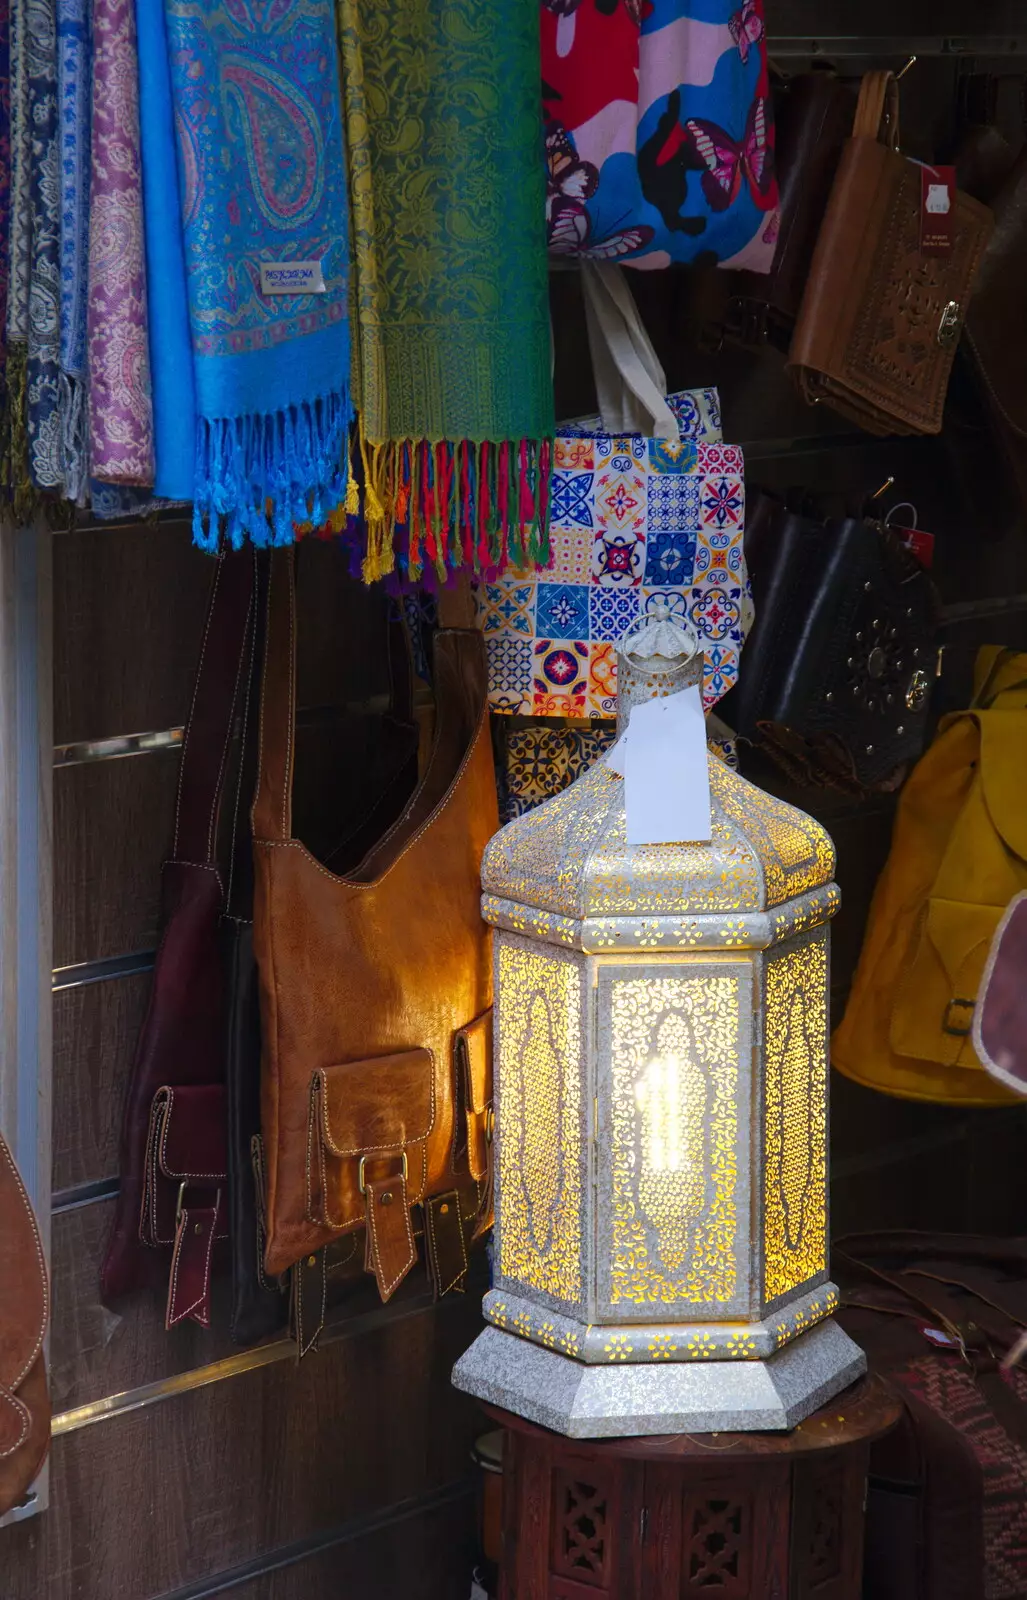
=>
[101,551,255,1327]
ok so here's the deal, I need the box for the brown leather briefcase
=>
[252,551,497,1310]
[0,1128,50,1516]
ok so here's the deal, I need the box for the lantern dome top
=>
[482,752,835,922]
[484,616,836,930]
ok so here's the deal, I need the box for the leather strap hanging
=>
[102,551,256,1327]
[252,550,496,1307]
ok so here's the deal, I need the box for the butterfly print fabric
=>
[542,0,778,270]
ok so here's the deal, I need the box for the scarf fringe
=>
[59,373,90,506]
[355,419,553,584]
[191,390,351,553]
[3,346,41,523]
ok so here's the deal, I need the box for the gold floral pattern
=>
[497,942,583,1307]
[609,971,740,1306]
[764,931,829,1302]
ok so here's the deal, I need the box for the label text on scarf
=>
[260,261,326,295]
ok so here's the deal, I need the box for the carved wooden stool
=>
[485,1375,900,1599]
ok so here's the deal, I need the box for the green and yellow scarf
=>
[338,0,554,582]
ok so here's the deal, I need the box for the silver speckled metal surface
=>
[452,1319,866,1438]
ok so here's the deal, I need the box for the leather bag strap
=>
[252,547,296,844]
[172,550,256,867]
[224,553,268,920]
[853,69,899,149]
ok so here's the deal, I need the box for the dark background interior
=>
[6,2,1027,1594]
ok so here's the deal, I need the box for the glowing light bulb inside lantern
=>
[632,1025,707,1274]
[635,1054,688,1173]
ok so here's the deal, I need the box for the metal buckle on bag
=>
[484,1107,495,1145]
[358,1151,408,1195]
[176,1180,221,1230]
[942,997,975,1037]
[937,300,961,347]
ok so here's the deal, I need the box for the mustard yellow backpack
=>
[833,646,1027,1104]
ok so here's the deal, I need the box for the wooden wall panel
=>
[831,1074,1027,1239]
[53,752,179,967]
[2,1306,484,1600]
[294,538,394,713]
[47,1194,470,1416]
[222,1496,477,1600]
[52,973,150,1191]
[48,1198,236,1413]
[53,523,212,746]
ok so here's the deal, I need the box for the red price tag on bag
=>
[886,503,935,569]
[921,165,956,256]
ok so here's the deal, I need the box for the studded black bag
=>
[730,497,938,793]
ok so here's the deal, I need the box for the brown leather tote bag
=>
[252,551,497,1306]
[0,1128,50,1516]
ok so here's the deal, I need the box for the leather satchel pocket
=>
[141,1085,229,1331]
[142,1085,229,1248]
[306,1049,435,1233]
[307,1050,436,1303]
[455,1009,493,1185]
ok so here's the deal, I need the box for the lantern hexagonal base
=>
[452,1319,866,1438]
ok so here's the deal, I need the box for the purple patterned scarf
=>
[87,0,154,484]
[0,0,10,382]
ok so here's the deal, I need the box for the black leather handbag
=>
[731,494,938,792]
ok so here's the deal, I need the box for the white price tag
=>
[260,259,326,295]
[623,687,711,846]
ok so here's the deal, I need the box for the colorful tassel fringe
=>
[355,422,553,585]
[192,391,351,553]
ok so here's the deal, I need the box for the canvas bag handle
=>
[580,261,679,440]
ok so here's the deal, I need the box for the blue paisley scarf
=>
[57,0,90,500]
[163,0,351,549]
[137,0,194,501]
[7,0,29,352]
[27,0,64,489]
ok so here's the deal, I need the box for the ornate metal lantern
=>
[453,616,864,1437]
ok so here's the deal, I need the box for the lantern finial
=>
[615,608,704,736]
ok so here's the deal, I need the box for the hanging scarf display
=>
[57,0,90,501]
[542,0,778,270]
[26,0,64,490]
[0,0,11,387]
[0,0,11,496]
[2,0,28,504]
[136,0,194,502]
[88,0,154,485]
[7,0,29,353]
[338,0,554,583]
[164,0,351,549]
